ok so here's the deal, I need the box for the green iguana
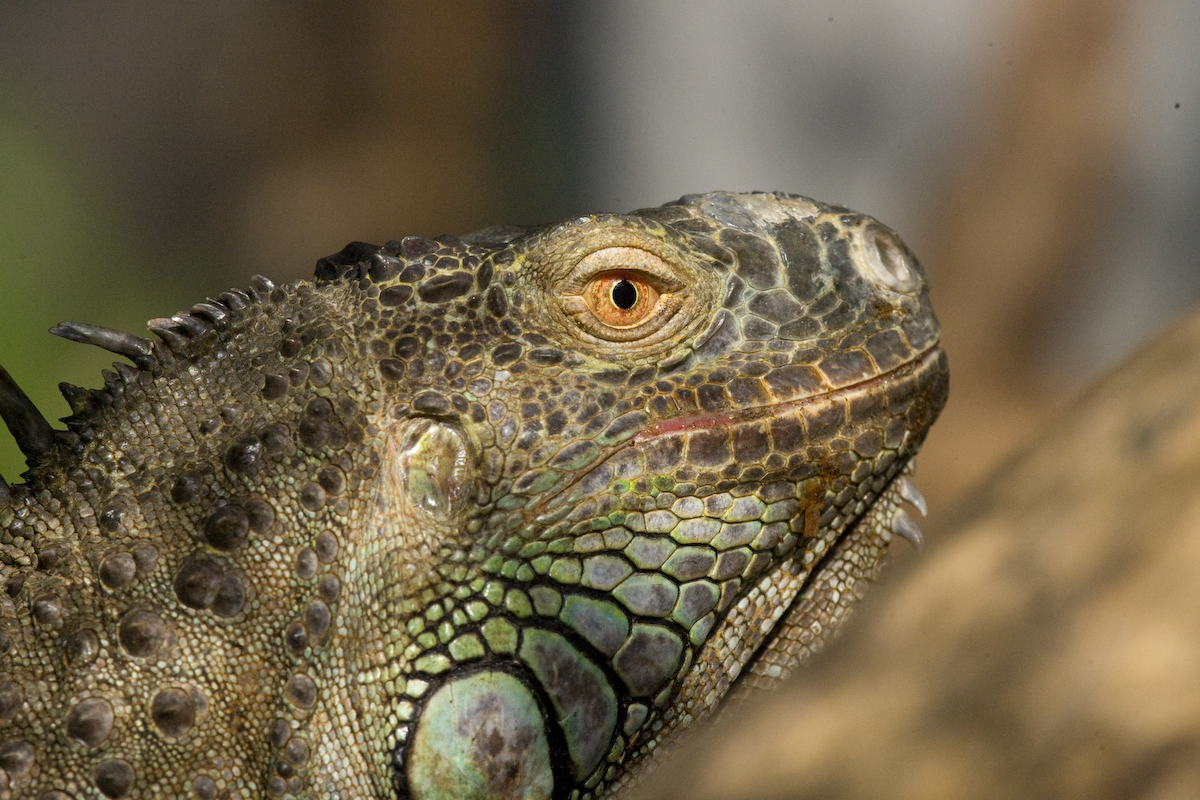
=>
[0,191,947,799]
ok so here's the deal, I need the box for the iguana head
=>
[0,191,946,799]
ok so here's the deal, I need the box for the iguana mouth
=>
[634,344,946,443]
[532,344,946,520]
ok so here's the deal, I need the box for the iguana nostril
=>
[860,224,918,293]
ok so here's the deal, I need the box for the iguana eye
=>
[582,271,661,328]
[559,245,687,342]
[550,240,708,351]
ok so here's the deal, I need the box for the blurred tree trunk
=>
[915,0,1131,509]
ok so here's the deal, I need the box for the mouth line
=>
[531,344,942,517]
[633,344,944,443]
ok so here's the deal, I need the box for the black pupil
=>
[611,279,638,310]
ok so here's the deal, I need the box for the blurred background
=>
[1,0,1198,796]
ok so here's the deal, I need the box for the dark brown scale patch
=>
[376,272,411,301]
[285,736,311,766]
[418,272,474,303]
[734,425,771,463]
[309,358,333,387]
[150,688,196,739]
[401,235,437,258]
[280,337,302,358]
[270,718,292,748]
[262,373,289,399]
[485,286,508,317]
[314,532,339,564]
[31,596,62,627]
[413,391,451,414]
[193,775,218,800]
[298,417,329,450]
[36,541,66,571]
[720,229,780,289]
[426,348,447,374]
[175,561,222,609]
[305,599,331,637]
[295,549,318,580]
[728,376,770,406]
[0,682,23,719]
[318,466,346,496]
[393,336,419,358]
[66,697,114,747]
[528,348,565,366]
[65,629,101,666]
[245,498,276,533]
[93,758,134,798]
[117,609,168,658]
[261,423,290,454]
[300,483,326,512]
[285,623,308,654]
[379,359,404,381]
[475,260,493,290]
[131,543,159,573]
[171,471,204,504]
[697,384,727,412]
[4,575,23,598]
[764,364,823,397]
[318,574,340,603]
[98,503,124,532]
[768,417,804,453]
[224,434,263,473]
[380,285,413,307]
[398,263,426,283]
[212,574,246,617]
[203,505,250,551]
[0,740,34,777]
[285,674,317,709]
[492,343,522,365]
[687,429,732,467]
[100,552,137,589]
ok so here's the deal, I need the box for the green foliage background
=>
[0,93,182,482]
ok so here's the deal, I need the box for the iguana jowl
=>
[0,191,947,800]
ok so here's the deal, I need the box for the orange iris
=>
[581,271,660,329]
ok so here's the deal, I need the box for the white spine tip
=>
[892,508,925,552]
[898,475,928,517]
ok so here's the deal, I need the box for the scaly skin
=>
[0,192,947,800]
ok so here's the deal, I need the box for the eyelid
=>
[564,246,686,294]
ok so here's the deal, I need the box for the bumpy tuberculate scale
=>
[0,191,947,799]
